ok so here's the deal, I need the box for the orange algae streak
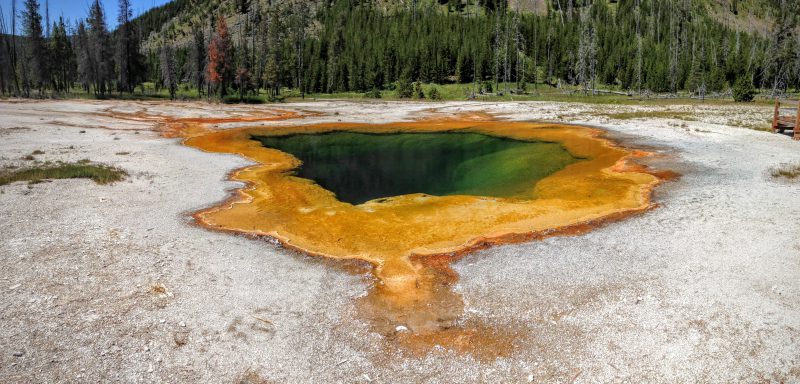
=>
[160,109,305,139]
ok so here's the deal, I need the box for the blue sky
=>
[2,0,171,31]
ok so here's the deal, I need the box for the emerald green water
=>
[253,131,580,205]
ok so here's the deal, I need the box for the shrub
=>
[482,80,493,94]
[428,86,442,100]
[412,82,425,99]
[732,76,755,102]
[365,88,382,98]
[770,163,800,180]
[396,78,413,98]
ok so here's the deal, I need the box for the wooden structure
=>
[772,99,800,140]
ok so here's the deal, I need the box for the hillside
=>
[1,0,797,100]
[122,0,797,100]
[134,0,781,47]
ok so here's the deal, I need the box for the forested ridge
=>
[0,0,798,101]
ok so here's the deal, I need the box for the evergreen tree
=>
[396,68,413,98]
[116,0,135,92]
[50,17,74,93]
[189,26,207,95]
[87,0,113,96]
[0,0,797,100]
[21,0,47,96]
[732,75,755,102]
[75,21,92,93]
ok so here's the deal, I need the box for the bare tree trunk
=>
[635,0,643,95]
[554,0,564,25]
[513,8,524,93]
[45,0,49,38]
[532,14,538,91]
[494,9,501,92]
[668,0,678,93]
[503,5,509,94]
[11,0,20,95]
[546,25,552,84]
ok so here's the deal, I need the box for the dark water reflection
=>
[253,131,579,205]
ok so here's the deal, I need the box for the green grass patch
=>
[770,163,800,180]
[0,161,128,186]
[15,81,798,106]
[299,83,795,106]
[222,94,268,104]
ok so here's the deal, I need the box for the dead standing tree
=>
[668,0,680,94]
[576,8,597,95]
[503,2,511,95]
[635,0,643,96]
[159,44,177,100]
[493,5,502,93]
[513,7,526,93]
[207,15,234,99]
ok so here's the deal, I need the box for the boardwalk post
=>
[795,101,800,140]
[772,98,780,134]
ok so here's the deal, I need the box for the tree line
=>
[0,0,798,101]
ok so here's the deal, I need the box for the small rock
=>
[12,351,24,357]
[173,331,189,346]
[147,364,154,373]
[144,346,149,352]
[159,319,165,324]
[635,296,642,304]
[179,321,186,327]
[395,325,408,332]
[8,284,21,290]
